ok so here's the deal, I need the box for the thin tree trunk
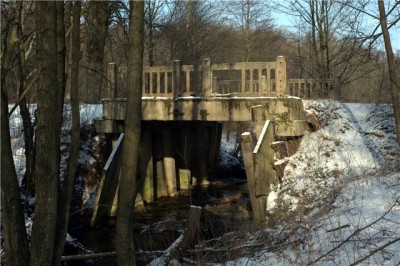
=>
[116,1,144,265]
[30,2,61,265]
[378,0,400,144]
[15,0,35,194]
[53,2,81,265]
[0,3,30,264]
[1,73,30,266]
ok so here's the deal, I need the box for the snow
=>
[6,100,400,265]
[223,100,400,265]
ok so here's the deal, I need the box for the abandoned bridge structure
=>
[91,56,337,226]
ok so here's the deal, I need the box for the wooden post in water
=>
[107,63,117,98]
[241,132,262,223]
[202,58,212,97]
[173,60,182,98]
[275,56,287,96]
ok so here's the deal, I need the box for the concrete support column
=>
[153,130,167,198]
[162,128,177,196]
[176,125,192,190]
[208,122,222,172]
[193,123,209,186]
[276,56,287,96]
[140,125,154,203]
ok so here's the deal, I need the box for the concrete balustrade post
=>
[108,62,117,98]
[202,58,212,97]
[276,56,287,96]
[173,60,182,98]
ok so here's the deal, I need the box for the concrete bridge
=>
[91,56,328,226]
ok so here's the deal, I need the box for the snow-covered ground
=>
[224,100,400,265]
[6,100,400,265]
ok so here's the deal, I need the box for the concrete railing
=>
[106,57,339,99]
[287,77,340,99]
[107,56,287,98]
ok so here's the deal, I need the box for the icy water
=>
[66,177,252,265]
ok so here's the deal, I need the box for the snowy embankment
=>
[226,100,400,265]
[8,104,103,250]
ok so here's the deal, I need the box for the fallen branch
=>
[61,251,116,261]
[326,224,350,233]
[349,237,400,266]
[148,205,202,265]
[309,196,400,265]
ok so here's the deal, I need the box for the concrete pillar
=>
[153,130,168,198]
[108,63,117,98]
[193,123,209,186]
[276,56,287,96]
[173,60,182,98]
[202,58,212,97]
[176,125,192,190]
[208,122,221,172]
[140,126,154,203]
[162,128,177,196]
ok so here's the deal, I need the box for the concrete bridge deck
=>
[97,95,309,137]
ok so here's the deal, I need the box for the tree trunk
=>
[14,1,35,194]
[1,70,30,266]
[53,2,81,265]
[378,0,400,144]
[83,0,111,102]
[30,2,61,265]
[116,1,144,265]
[0,3,31,264]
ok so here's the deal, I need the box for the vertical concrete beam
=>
[276,56,287,96]
[241,64,246,93]
[140,126,154,203]
[173,60,182,98]
[176,126,192,190]
[208,122,221,173]
[108,62,117,98]
[202,58,212,97]
[194,123,209,186]
[162,128,177,196]
[153,130,168,198]
[212,76,218,93]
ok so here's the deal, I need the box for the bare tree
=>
[82,0,112,102]
[144,0,169,66]
[1,3,31,264]
[53,2,81,265]
[116,1,144,265]
[378,0,400,144]
[162,0,217,64]
[222,0,274,62]
[30,1,63,264]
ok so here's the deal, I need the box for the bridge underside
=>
[96,96,308,137]
[92,96,310,226]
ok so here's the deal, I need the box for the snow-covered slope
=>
[227,100,400,265]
